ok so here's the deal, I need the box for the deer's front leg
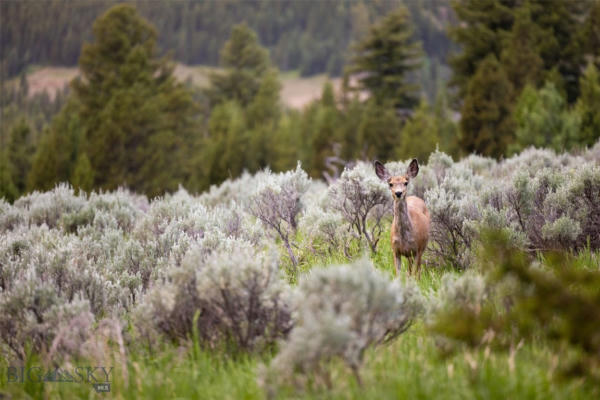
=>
[415,250,423,280]
[407,256,414,276]
[393,252,402,277]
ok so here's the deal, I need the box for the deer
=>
[374,159,430,279]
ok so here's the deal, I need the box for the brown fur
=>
[375,159,431,278]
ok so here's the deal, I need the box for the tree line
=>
[1,1,600,201]
[0,0,453,80]
[1,4,455,200]
[452,0,600,157]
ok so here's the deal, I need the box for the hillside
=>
[21,65,341,110]
[0,0,454,79]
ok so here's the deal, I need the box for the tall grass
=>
[2,245,598,399]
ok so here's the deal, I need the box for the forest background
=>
[1,0,599,199]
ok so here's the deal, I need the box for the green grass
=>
[3,321,595,399]
[1,346,263,399]
[1,232,598,399]
[278,69,301,79]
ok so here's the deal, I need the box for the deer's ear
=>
[407,159,419,178]
[374,160,390,181]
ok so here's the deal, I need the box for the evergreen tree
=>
[304,82,340,178]
[357,99,402,161]
[206,23,271,108]
[450,0,584,100]
[246,70,282,171]
[574,63,600,148]
[17,73,29,102]
[579,0,600,70]
[459,55,514,157]
[7,118,34,194]
[511,82,580,153]
[432,85,460,157]
[2,1,454,81]
[338,98,365,161]
[526,0,587,103]
[27,100,83,192]
[71,4,198,197]
[200,102,247,187]
[397,100,441,162]
[271,111,303,173]
[199,23,285,186]
[500,6,544,91]
[449,0,516,101]
[0,152,18,202]
[347,6,422,109]
[71,153,94,194]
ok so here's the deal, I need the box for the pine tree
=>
[526,0,586,103]
[246,70,282,171]
[579,0,600,70]
[451,0,590,107]
[206,23,271,108]
[397,100,440,162]
[270,111,303,173]
[27,100,83,192]
[357,99,402,161]
[198,23,283,186]
[71,4,198,197]
[71,153,94,194]
[304,82,340,178]
[449,0,516,101]
[338,98,365,161]
[0,152,18,202]
[7,118,34,194]
[347,6,422,109]
[500,6,544,92]
[511,82,580,153]
[200,102,248,186]
[459,55,515,157]
[574,63,600,148]
[432,86,460,157]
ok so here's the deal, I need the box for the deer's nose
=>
[395,191,403,198]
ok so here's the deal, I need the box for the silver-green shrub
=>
[477,162,600,251]
[425,271,489,352]
[425,163,484,268]
[137,240,291,351]
[198,169,271,208]
[585,139,600,163]
[13,183,87,229]
[428,272,487,318]
[298,205,357,258]
[0,198,24,231]
[0,185,274,360]
[249,164,310,267]
[491,147,584,180]
[327,162,391,253]
[0,273,95,360]
[73,189,145,233]
[1,141,598,364]
[264,258,422,388]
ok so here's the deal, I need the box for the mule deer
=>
[375,159,430,278]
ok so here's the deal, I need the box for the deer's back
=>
[407,196,428,218]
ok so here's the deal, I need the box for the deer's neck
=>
[393,198,413,241]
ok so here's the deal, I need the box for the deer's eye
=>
[389,183,393,188]
[405,181,409,186]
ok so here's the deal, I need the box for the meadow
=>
[1,143,599,399]
[13,65,340,110]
